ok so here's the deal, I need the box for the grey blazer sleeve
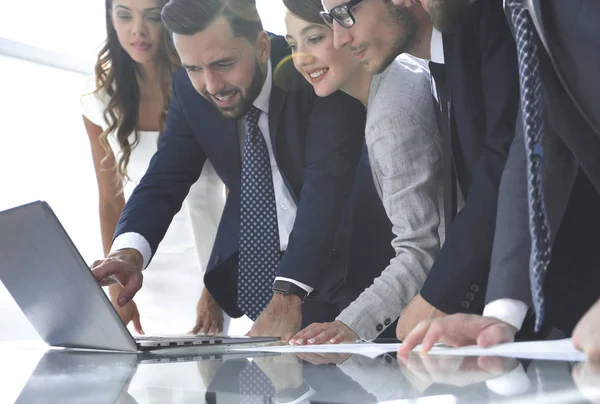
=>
[337,67,443,341]
[486,112,578,305]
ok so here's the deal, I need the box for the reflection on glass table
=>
[4,345,600,404]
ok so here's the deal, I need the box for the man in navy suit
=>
[91,0,375,340]
[399,0,600,360]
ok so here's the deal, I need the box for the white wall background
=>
[0,0,287,338]
[0,0,286,65]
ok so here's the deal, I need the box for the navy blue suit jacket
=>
[420,0,520,314]
[114,36,383,317]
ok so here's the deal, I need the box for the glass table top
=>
[1,342,599,404]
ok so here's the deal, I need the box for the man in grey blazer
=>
[399,0,600,359]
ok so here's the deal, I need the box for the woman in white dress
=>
[81,0,228,335]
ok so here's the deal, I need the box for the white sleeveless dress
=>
[81,79,229,334]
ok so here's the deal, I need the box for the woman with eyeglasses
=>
[81,0,228,336]
[284,0,445,344]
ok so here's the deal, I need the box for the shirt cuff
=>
[274,277,314,294]
[110,232,152,270]
[485,362,531,396]
[483,299,529,331]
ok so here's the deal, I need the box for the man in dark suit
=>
[399,0,600,360]
[91,0,389,340]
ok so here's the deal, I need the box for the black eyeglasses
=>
[320,0,366,30]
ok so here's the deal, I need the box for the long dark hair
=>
[282,0,325,25]
[93,0,180,183]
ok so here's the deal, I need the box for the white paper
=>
[232,343,403,359]
[233,338,586,362]
[427,338,586,362]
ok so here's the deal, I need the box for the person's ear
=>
[255,31,271,66]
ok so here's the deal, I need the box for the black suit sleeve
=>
[276,91,365,289]
[420,0,520,314]
[114,72,207,257]
[485,114,534,306]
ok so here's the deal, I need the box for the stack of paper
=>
[233,338,587,362]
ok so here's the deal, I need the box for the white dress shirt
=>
[430,28,445,64]
[112,60,313,294]
[429,28,445,103]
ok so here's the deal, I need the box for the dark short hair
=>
[162,0,263,42]
[283,0,324,25]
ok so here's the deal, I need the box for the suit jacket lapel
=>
[218,117,241,187]
[440,32,458,225]
[441,33,454,110]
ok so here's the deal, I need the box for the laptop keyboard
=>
[136,335,212,341]
[135,335,223,347]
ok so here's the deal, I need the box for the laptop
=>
[0,201,278,352]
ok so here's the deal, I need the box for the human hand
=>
[109,284,144,334]
[572,361,600,404]
[188,288,224,335]
[573,298,600,360]
[247,293,302,342]
[91,248,143,307]
[289,320,358,345]
[396,294,446,341]
[398,313,517,353]
[254,354,304,393]
[397,353,518,390]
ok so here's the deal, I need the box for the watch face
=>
[273,281,307,300]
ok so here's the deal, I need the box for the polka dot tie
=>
[507,0,552,333]
[238,361,276,404]
[238,106,281,320]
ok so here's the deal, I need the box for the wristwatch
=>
[273,280,309,302]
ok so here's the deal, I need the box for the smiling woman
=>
[283,0,367,99]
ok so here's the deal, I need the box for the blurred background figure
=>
[81,0,227,335]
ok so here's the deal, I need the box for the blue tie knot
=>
[245,106,261,127]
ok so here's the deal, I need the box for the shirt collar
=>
[253,59,272,114]
[430,28,445,64]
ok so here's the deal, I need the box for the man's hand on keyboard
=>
[91,248,143,307]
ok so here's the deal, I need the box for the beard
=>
[371,2,419,74]
[427,0,472,33]
[203,59,266,120]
